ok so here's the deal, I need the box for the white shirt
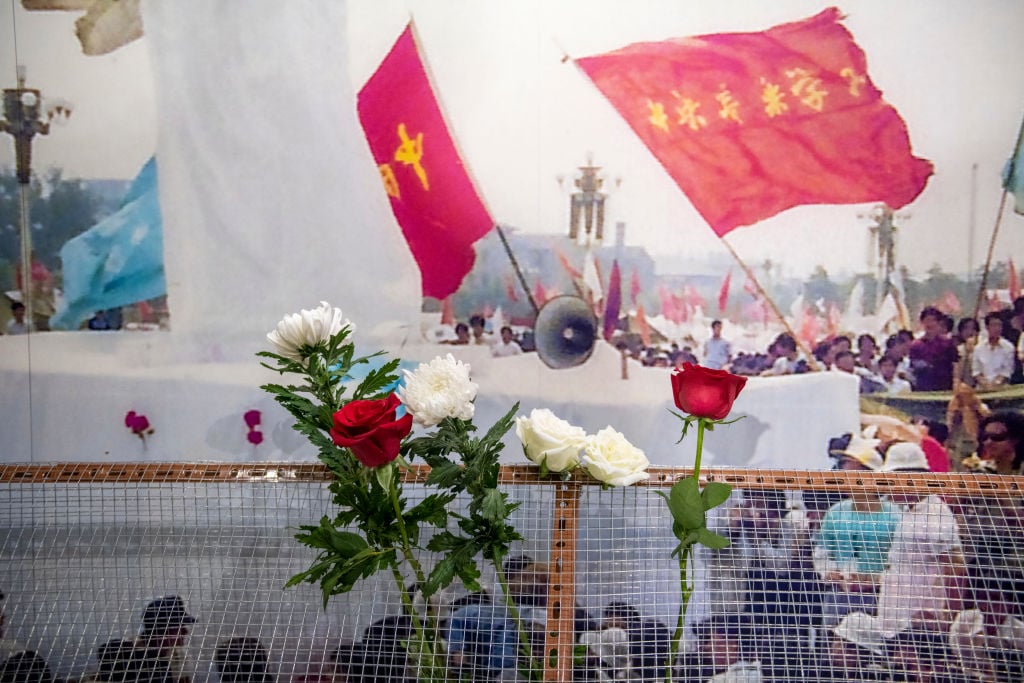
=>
[491,340,523,357]
[880,376,912,395]
[972,337,1015,383]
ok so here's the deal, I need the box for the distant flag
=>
[717,270,732,312]
[1009,258,1021,301]
[440,296,455,325]
[556,249,583,280]
[357,23,494,299]
[635,303,652,347]
[504,274,520,303]
[490,305,505,333]
[533,278,549,307]
[1003,118,1024,215]
[582,248,603,307]
[889,268,911,329]
[603,260,622,340]
[658,284,682,323]
[575,8,933,236]
[629,269,642,304]
[826,302,842,337]
[50,156,164,330]
[845,277,864,319]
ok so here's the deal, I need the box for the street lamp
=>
[0,65,71,331]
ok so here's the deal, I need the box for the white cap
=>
[880,441,930,472]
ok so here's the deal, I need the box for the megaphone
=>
[534,295,598,369]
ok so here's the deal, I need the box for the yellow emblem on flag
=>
[647,99,670,132]
[394,123,429,191]
[785,68,828,111]
[840,67,867,97]
[379,163,400,199]
[760,78,789,118]
[715,87,742,123]
[672,92,707,131]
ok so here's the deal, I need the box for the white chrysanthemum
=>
[580,427,650,487]
[266,301,352,362]
[515,408,587,472]
[398,354,478,427]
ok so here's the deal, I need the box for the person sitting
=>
[213,637,273,683]
[874,354,912,394]
[135,595,196,683]
[601,602,670,683]
[4,301,31,335]
[491,326,523,358]
[973,312,1016,391]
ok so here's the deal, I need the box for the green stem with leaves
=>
[492,550,543,683]
[387,474,447,683]
[666,418,706,683]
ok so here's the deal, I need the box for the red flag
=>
[940,290,962,315]
[505,274,520,303]
[717,270,732,312]
[440,296,455,326]
[603,260,622,340]
[630,269,642,304]
[658,284,680,323]
[1009,258,1020,301]
[358,24,494,299]
[533,279,548,307]
[556,249,583,280]
[576,8,933,236]
[635,303,652,347]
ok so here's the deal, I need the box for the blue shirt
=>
[445,604,520,675]
[703,337,732,370]
[814,498,902,574]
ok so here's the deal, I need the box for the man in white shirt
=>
[876,355,912,394]
[703,320,732,370]
[972,312,1015,391]
[491,326,523,358]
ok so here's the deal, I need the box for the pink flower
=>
[247,430,264,446]
[244,410,262,429]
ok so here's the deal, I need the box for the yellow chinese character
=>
[840,67,867,97]
[760,78,789,118]
[785,68,828,112]
[761,79,790,118]
[715,87,742,123]
[647,99,670,132]
[671,91,707,131]
[394,123,429,191]
[379,163,400,199]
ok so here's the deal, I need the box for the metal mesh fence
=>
[1,464,1022,682]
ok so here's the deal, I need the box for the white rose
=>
[580,427,649,486]
[267,301,351,362]
[515,408,587,472]
[398,354,478,427]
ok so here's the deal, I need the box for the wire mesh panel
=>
[0,464,1022,683]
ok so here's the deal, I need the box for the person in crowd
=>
[825,612,890,682]
[703,320,732,370]
[213,637,272,683]
[601,602,670,683]
[576,620,632,682]
[855,334,879,374]
[814,435,901,629]
[469,315,493,346]
[680,614,760,683]
[760,334,802,376]
[909,306,959,391]
[90,637,170,682]
[88,310,115,331]
[5,301,30,335]
[954,317,981,388]
[442,322,471,345]
[135,596,196,683]
[875,354,912,394]
[491,326,523,358]
[973,312,1016,391]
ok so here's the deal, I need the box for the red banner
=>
[576,8,933,236]
[358,24,494,299]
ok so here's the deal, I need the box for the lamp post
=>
[0,65,71,331]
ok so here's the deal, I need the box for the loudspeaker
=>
[534,295,598,369]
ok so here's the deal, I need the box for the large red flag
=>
[603,260,622,340]
[358,24,494,299]
[576,8,933,236]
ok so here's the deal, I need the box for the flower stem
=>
[387,475,444,682]
[666,545,694,683]
[666,418,705,683]
[493,551,543,682]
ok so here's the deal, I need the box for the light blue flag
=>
[1003,120,1024,215]
[50,157,165,330]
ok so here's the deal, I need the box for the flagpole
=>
[495,223,540,314]
[720,236,820,370]
[975,114,1024,318]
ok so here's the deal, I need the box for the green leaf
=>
[667,478,706,529]
[695,528,731,549]
[700,482,733,511]
[329,530,369,557]
[375,462,394,492]
[425,460,463,488]
[481,488,507,523]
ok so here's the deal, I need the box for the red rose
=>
[670,362,747,420]
[330,394,413,468]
